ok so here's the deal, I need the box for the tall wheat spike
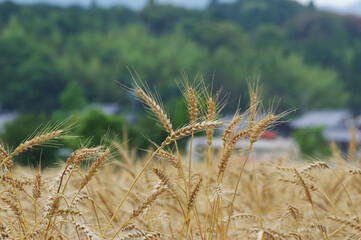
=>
[136,88,173,134]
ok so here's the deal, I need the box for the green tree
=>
[60,81,87,111]
[0,17,67,111]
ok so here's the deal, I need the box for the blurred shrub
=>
[293,127,331,157]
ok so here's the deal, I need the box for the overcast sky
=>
[4,0,361,9]
[298,0,359,8]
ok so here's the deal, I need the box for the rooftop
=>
[290,109,352,129]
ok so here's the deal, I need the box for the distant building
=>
[187,136,299,162]
[0,111,19,133]
[290,110,353,129]
[188,112,300,162]
[88,103,121,115]
[290,109,361,150]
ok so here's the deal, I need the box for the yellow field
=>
[0,82,360,239]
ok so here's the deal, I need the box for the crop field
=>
[0,82,360,240]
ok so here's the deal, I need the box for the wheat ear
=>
[218,130,249,179]
[11,130,63,157]
[300,162,329,173]
[136,89,173,134]
[130,185,166,219]
[32,173,42,200]
[249,114,275,143]
[161,121,222,147]
[206,97,216,145]
[328,216,361,232]
[0,144,9,160]
[80,148,110,190]
[221,113,245,145]
[158,150,180,169]
[66,147,101,165]
[187,88,198,124]
[188,176,203,210]
[1,192,21,219]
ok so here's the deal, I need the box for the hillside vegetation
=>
[0,0,360,112]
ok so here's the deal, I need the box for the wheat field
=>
[0,81,360,240]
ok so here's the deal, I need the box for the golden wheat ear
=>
[0,143,9,161]
[161,121,222,147]
[247,78,262,129]
[7,118,75,167]
[178,72,204,124]
[130,72,173,135]
[11,130,63,158]
[205,87,226,146]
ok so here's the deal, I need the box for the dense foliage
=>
[0,0,359,111]
[0,0,360,156]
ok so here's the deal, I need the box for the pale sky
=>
[297,0,359,8]
[3,0,361,9]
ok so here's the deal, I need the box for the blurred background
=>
[0,0,360,166]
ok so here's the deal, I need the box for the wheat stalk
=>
[206,97,216,146]
[80,148,110,190]
[11,130,63,157]
[136,88,173,134]
[161,121,222,147]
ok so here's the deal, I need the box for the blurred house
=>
[290,109,361,150]
[0,110,19,133]
[88,103,121,115]
[189,113,299,162]
[187,135,299,162]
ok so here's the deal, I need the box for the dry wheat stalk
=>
[80,148,110,189]
[249,114,275,143]
[130,185,166,219]
[0,175,30,190]
[136,89,173,134]
[32,173,42,199]
[287,204,302,221]
[187,88,198,124]
[11,130,63,157]
[158,150,180,169]
[188,176,202,210]
[0,222,11,239]
[328,216,361,232]
[0,192,21,219]
[48,193,61,215]
[0,145,9,160]
[66,147,101,165]
[71,195,89,209]
[278,178,318,191]
[213,183,223,198]
[224,213,258,223]
[350,169,361,175]
[50,209,81,217]
[249,91,258,130]
[287,232,302,240]
[121,223,136,232]
[161,121,222,147]
[300,162,329,173]
[72,220,99,240]
[153,168,176,193]
[118,230,143,240]
[206,97,216,145]
[221,113,245,145]
[218,129,249,179]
